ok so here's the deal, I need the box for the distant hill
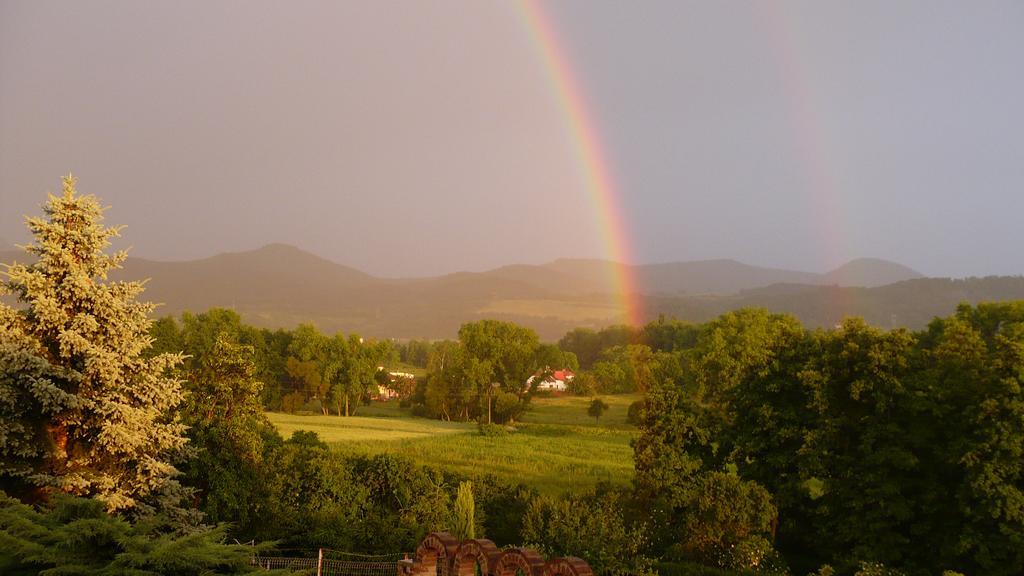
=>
[822,258,924,287]
[478,256,921,297]
[648,276,1024,330]
[1,244,1019,340]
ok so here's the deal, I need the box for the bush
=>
[627,399,647,425]
[522,488,652,576]
[0,492,268,575]
[720,536,789,574]
[493,392,525,424]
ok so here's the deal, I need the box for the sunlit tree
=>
[0,176,186,512]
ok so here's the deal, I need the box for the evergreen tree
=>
[0,491,272,575]
[0,176,186,512]
[453,481,475,540]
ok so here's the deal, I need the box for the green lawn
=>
[519,393,642,428]
[268,411,469,442]
[266,394,640,495]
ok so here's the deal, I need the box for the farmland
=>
[265,394,640,495]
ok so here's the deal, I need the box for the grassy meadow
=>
[266,393,641,495]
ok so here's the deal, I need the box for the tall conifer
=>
[0,176,186,512]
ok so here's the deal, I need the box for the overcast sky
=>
[2,1,1022,278]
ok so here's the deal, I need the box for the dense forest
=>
[3,180,1024,576]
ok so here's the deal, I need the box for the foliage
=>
[567,371,598,396]
[0,491,272,575]
[635,304,1024,575]
[522,487,653,576]
[179,335,280,532]
[627,399,646,426]
[592,344,657,393]
[641,316,702,353]
[558,325,640,369]
[458,319,540,394]
[675,473,777,564]
[493,391,525,424]
[0,177,185,513]
[588,397,610,423]
[452,481,475,540]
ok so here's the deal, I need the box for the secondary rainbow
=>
[516,0,644,326]
[757,3,854,321]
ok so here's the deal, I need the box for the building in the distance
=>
[527,369,575,392]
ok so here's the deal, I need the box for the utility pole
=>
[317,548,323,576]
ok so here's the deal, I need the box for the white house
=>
[527,369,576,392]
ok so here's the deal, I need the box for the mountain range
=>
[2,243,1022,340]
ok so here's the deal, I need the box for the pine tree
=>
[0,175,186,512]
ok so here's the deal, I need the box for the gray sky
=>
[2,1,1022,278]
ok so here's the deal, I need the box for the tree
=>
[688,308,804,406]
[179,335,278,530]
[794,319,921,570]
[535,343,579,372]
[678,472,778,566]
[924,303,1024,574]
[423,340,493,421]
[521,488,651,576]
[423,341,466,421]
[0,176,186,513]
[588,398,609,423]
[452,481,476,540]
[641,316,701,353]
[592,344,656,393]
[459,320,539,395]
[492,391,525,424]
[286,323,329,412]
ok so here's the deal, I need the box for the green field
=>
[266,394,640,495]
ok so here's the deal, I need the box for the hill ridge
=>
[7,244,1012,340]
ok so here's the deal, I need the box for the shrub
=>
[493,392,525,424]
[0,492,268,574]
[522,488,652,576]
[627,399,647,425]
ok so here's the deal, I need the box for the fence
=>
[252,548,410,576]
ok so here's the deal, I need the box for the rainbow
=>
[756,3,853,321]
[516,0,645,326]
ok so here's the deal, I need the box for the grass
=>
[520,393,642,428]
[268,411,468,442]
[266,394,641,495]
